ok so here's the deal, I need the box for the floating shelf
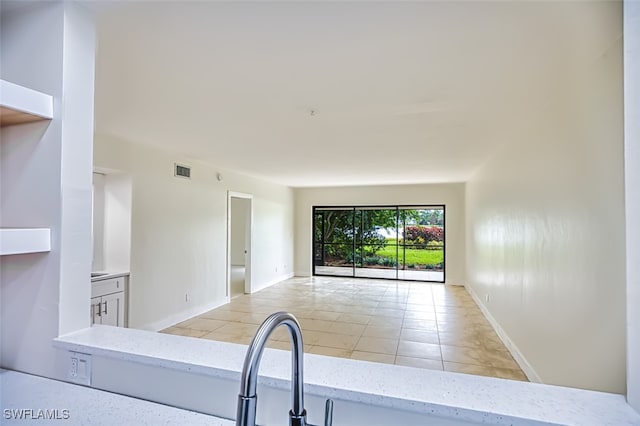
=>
[0,228,51,256]
[0,79,53,127]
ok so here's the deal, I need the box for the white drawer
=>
[92,276,125,298]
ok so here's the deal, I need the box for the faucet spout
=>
[236,312,307,426]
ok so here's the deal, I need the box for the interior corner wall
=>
[92,173,106,271]
[102,172,132,272]
[93,135,294,331]
[624,0,640,412]
[293,183,465,285]
[0,2,94,377]
[464,25,625,392]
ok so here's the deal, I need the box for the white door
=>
[228,192,252,298]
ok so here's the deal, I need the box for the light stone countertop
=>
[53,326,640,426]
[0,369,234,425]
[90,271,130,282]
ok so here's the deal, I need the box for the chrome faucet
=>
[236,311,333,426]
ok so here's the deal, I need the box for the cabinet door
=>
[91,296,102,325]
[101,292,122,327]
[116,290,127,327]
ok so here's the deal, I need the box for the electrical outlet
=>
[70,357,78,376]
[68,352,91,385]
[485,294,490,303]
[185,293,191,302]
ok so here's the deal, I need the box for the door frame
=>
[227,191,253,298]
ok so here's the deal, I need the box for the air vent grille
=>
[174,163,191,179]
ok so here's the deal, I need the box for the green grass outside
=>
[375,245,443,265]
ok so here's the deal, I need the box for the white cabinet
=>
[91,292,124,327]
[91,275,128,328]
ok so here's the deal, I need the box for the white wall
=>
[465,20,625,392]
[294,183,465,285]
[91,171,132,272]
[93,135,294,331]
[624,0,640,412]
[92,173,105,271]
[102,172,132,272]
[0,2,95,376]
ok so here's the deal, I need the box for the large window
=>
[313,205,445,282]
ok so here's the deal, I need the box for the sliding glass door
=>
[313,205,445,282]
[354,207,399,279]
[313,208,354,277]
[397,207,444,281]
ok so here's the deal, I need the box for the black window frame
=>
[312,204,446,283]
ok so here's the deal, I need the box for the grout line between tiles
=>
[160,276,527,381]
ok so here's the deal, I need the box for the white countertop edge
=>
[90,271,130,282]
[54,326,640,426]
[55,338,245,383]
[1,369,234,426]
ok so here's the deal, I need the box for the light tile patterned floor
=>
[160,276,527,381]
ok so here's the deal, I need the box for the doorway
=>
[227,192,252,298]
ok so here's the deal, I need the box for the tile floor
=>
[160,276,527,381]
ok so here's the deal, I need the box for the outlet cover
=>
[67,351,92,386]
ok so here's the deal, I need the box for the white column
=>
[624,0,640,413]
[58,2,96,336]
[0,1,95,378]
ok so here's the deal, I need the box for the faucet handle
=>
[324,399,333,426]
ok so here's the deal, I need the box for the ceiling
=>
[93,1,621,187]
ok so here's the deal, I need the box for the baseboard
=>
[140,298,229,332]
[251,272,295,293]
[465,284,542,383]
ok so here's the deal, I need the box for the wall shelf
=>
[0,81,53,254]
[0,228,51,255]
[0,79,53,127]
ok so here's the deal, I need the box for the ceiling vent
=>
[174,163,191,179]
